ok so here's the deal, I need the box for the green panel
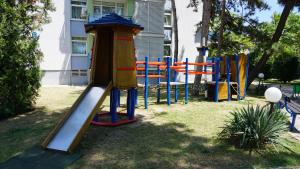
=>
[87,0,93,16]
[127,0,134,17]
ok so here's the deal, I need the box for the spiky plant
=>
[219,105,288,151]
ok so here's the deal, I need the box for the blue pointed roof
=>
[85,13,143,32]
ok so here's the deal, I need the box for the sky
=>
[256,1,283,22]
[255,0,299,22]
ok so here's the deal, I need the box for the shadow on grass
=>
[70,114,300,169]
[0,106,71,163]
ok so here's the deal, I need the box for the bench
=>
[279,91,300,131]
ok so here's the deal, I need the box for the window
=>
[93,1,124,19]
[164,45,171,56]
[72,37,87,55]
[164,13,172,27]
[164,29,172,41]
[72,70,88,76]
[71,0,87,20]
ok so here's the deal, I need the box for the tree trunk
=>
[192,0,212,96]
[171,0,178,61]
[217,0,226,56]
[247,0,296,88]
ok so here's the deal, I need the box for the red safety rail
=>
[136,75,165,78]
[174,62,215,66]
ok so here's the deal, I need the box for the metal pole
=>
[144,56,149,109]
[185,58,189,104]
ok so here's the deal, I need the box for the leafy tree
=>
[188,0,214,96]
[0,0,54,119]
[189,0,269,95]
[272,49,299,83]
[248,0,300,87]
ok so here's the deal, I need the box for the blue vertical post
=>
[144,56,149,109]
[212,57,215,81]
[130,88,136,120]
[235,54,240,101]
[185,58,189,104]
[157,58,161,103]
[127,88,136,120]
[174,58,178,103]
[127,89,130,116]
[135,89,138,107]
[110,88,118,123]
[226,56,231,101]
[167,57,171,105]
[214,58,220,102]
[117,89,121,107]
[290,113,296,131]
[244,53,250,98]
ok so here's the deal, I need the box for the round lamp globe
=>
[264,87,282,103]
[258,73,264,79]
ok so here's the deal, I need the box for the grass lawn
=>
[0,86,300,169]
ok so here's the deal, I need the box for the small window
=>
[164,45,171,56]
[164,29,172,41]
[71,0,87,20]
[93,1,124,19]
[72,37,87,55]
[164,14,172,27]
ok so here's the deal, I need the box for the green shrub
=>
[0,1,54,119]
[272,54,299,83]
[219,105,288,151]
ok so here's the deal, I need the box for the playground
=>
[0,86,299,168]
[1,12,300,169]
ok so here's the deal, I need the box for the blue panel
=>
[71,56,89,69]
[71,21,87,37]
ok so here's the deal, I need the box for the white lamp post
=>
[264,87,282,114]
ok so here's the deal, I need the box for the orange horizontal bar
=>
[136,75,165,78]
[185,71,215,75]
[174,62,215,66]
[171,66,186,69]
[175,69,188,72]
[136,61,145,64]
[148,75,165,78]
[174,62,185,65]
[188,62,215,66]
[148,62,165,66]
[136,67,145,71]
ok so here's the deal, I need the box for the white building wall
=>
[134,0,165,61]
[39,0,72,85]
[171,0,203,82]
